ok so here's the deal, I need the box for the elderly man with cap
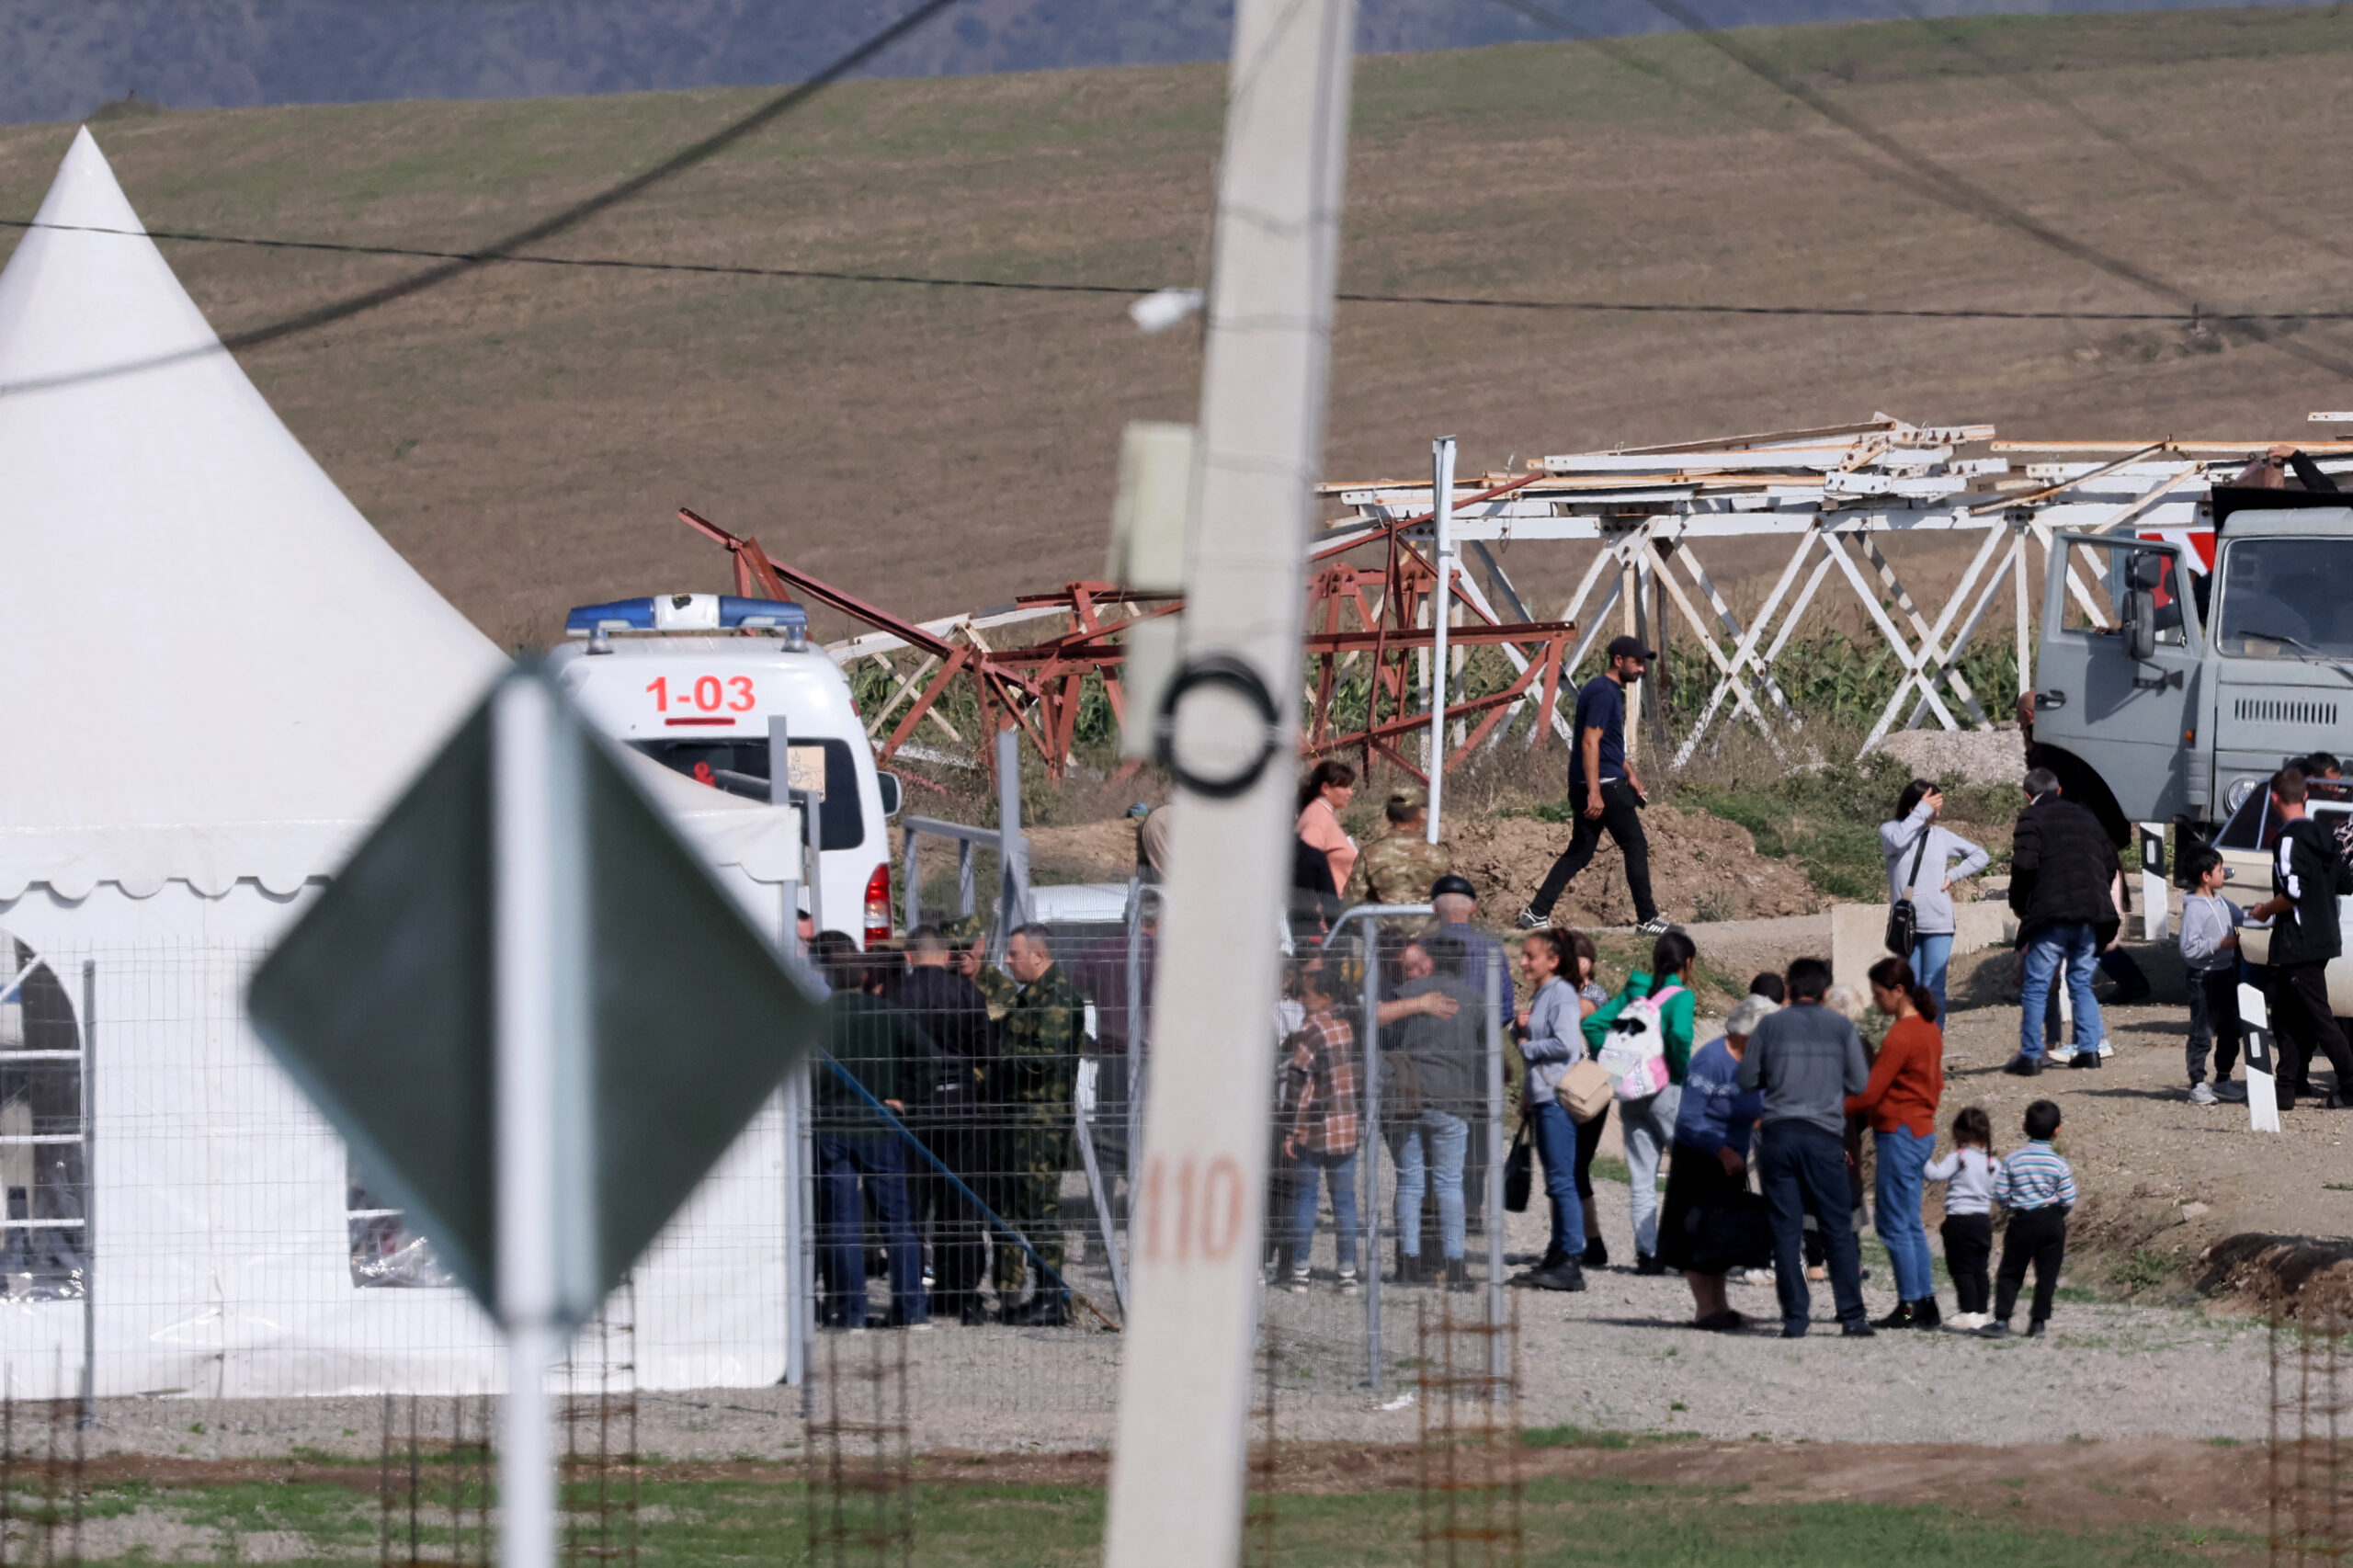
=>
[1518,634,1673,936]
[1347,785,1452,908]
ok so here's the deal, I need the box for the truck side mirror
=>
[2123,552,2162,662]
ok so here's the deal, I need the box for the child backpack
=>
[1596,983,1681,1101]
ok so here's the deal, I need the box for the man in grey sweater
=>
[1738,958,1873,1337]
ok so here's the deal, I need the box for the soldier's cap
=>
[1386,785,1427,811]
[941,914,988,948]
[1429,873,1477,901]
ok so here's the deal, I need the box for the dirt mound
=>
[2195,1233,2353,1315]
[1443,806,1819,927]
[1026,806,1820,929]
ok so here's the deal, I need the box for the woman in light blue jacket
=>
[1511,929,1589,1291]
[1880,779,1989,1017]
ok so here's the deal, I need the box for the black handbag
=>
[1883,826,1935,957]
[1503,1119,1533,1213]
[1687,1188,1775,1274]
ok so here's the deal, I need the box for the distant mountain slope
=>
[0,0,2330,123]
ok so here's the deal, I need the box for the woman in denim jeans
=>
[1582,930,1698,1275]
[1511,928,1592,1292]
[1389,937,1483,1291]
[1850,955,1946,1329]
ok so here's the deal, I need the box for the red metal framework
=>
[677,502,1576,781]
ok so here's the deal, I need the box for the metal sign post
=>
[249,665,828,1568]
[2242,980,2283,1133]
[1102,0,1356,1558]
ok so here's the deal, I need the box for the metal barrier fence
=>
[791,904,1518,1445]
[0,899,1521,1454]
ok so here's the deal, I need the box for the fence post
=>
[78,960,95,1429]
[1483,952,1506,1403]
[1359,946,1383,1394]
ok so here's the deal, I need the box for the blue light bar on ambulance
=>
[564,595,809,636]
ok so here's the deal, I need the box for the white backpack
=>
[1596,984,1681,1101]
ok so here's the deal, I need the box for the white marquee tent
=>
[0,130,809,1398]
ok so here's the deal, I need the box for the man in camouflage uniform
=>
[990,923,1086,1325]
[1347,786,1452,908]
[948,915,1018,1018]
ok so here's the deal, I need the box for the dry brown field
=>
[5,8,2353,645]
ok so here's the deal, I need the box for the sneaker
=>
[2188,1082,2218,1106]
[2068,1051,2102,1070]
[2002,1054,2043,1077]
[1336,1269,1361,1296]
[2217,1081,2248,1103]
[1282,1269,1311,1294]
[1977,1319,2012,1338]
[2026,1318,2048,1338]
[1634,1252,1669,1277]
[1516,905,1550,930]
[2097,1038,2116,1058]
[1945,1311,1984,1332]
[1841,1321,1877,1338]
[1633,915,1678,937]
[1518,1262,1587,1292]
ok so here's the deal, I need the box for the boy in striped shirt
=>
[1980,1099,2076,1339]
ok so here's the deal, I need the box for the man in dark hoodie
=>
[2006,767,2120,1075]
[887,925,997,1324]
[813,933,940,1330]
[2247,767,2353,1110]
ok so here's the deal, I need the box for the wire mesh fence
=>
[0,893,1543,1482]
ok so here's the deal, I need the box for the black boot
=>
[1910,1296,1942,1330]
[1444,1258,1474,1293]
[1582,1235,1609,1269]
[1871,1300,1916,1330]
[1015,1290,1070,1327]
[1395,1253,1428,1287]
[1536,1246,1569,1273]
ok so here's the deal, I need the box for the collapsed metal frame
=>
[677,502,1581,782]
[1324,416,2353,766]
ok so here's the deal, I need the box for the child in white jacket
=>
[1924,1105,1996,1330]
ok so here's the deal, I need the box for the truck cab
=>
[2030,507,2353,846]
[546,593,902,948]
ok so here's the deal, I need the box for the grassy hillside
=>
[3,7,2352,645]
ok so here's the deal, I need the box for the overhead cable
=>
[7,215,2351,324]
[0,0,964,397]
[1493,0,2353,380]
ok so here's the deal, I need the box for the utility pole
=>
[1101,0,1355,1560]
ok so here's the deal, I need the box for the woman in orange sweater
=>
[1851,956,1945,1330]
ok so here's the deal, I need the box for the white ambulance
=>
[548,592,902,948]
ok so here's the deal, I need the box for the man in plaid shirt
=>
[1281,964,1362,1294]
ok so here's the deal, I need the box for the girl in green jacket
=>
[1581,930,1698,1273]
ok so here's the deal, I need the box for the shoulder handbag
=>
[1381,1050,1425,1120]
[1559,1057,1615,1123]
[1502,1118,1533,1212]
[1687,1187,1776,1274]
[1883,827,1935,957]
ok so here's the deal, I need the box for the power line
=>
[10,213,2352,324]
[1492,0,2353,381]
[0,0,965,396]
[1872,0,2353,270]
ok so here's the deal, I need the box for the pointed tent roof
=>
[0,129,506,899]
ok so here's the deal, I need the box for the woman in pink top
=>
[1296,760,1359,893]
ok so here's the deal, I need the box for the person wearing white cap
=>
[1659,992,1775,1331]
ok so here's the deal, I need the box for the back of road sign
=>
[248,665,826,1324]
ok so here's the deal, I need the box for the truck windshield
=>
[2215,538,2353,658]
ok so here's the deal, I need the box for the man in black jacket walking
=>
[2247,768,2353,1110]
[2007,768,2120,1074]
